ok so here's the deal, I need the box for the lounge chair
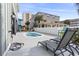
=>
[68,29,79,55]
[37,28,77,56]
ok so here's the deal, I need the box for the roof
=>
[36,12,60,17]
[65,18,79,22]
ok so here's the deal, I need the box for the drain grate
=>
[9,42,24,51]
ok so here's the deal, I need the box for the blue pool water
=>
[26,32,41,37]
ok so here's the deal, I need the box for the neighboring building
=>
[22,12,67,30]
[70,19,79,27]
[0,3,19,56]
[59,21,68,27]
[65,18,79,27]
[35,12,65,27]
[22,13,32,26]
[22,13,34,31]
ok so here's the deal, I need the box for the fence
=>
[34,27,63,36]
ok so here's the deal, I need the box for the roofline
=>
[36,12,60,17]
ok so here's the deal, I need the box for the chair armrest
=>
[50,39,60,42]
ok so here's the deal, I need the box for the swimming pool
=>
[26,32,41,37]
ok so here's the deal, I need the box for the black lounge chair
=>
[37,28,77,56]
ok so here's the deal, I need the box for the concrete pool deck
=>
[5,32,79,56]
[5,32,57,56]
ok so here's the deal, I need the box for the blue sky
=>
[18,3,79,21]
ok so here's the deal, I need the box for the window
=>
[42,24,44,27]
[44,20,46,22]
[55,21,58,23]
[52,25,55,27]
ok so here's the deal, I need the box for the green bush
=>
[25,21,30,31]
[72,28,79,45]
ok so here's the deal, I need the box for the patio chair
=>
[37,28,77,56]
[68,29,79,55]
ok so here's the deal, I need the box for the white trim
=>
[2,43,11,56]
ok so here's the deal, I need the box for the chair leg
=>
[65,47,74,56]
[68,45,75,56]
[53,52,57,56]
[53,50,58,56]
[76,46,79,55]
[74,46,79,55]
[57,50,66,56]
[54,53,57,56]
[59,49,64,56]
[70,45,79,55]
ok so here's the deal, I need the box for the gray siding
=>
[0,3,2,55]
[0,4,6,56]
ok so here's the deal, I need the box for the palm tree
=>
[34,15,43,27]
[64,20,70,25]
[25,21,30,31]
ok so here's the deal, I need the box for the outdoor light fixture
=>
[11,12,16,18]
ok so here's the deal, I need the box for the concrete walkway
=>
[5,32,57,56]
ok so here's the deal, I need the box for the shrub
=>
[72,28,79,45]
